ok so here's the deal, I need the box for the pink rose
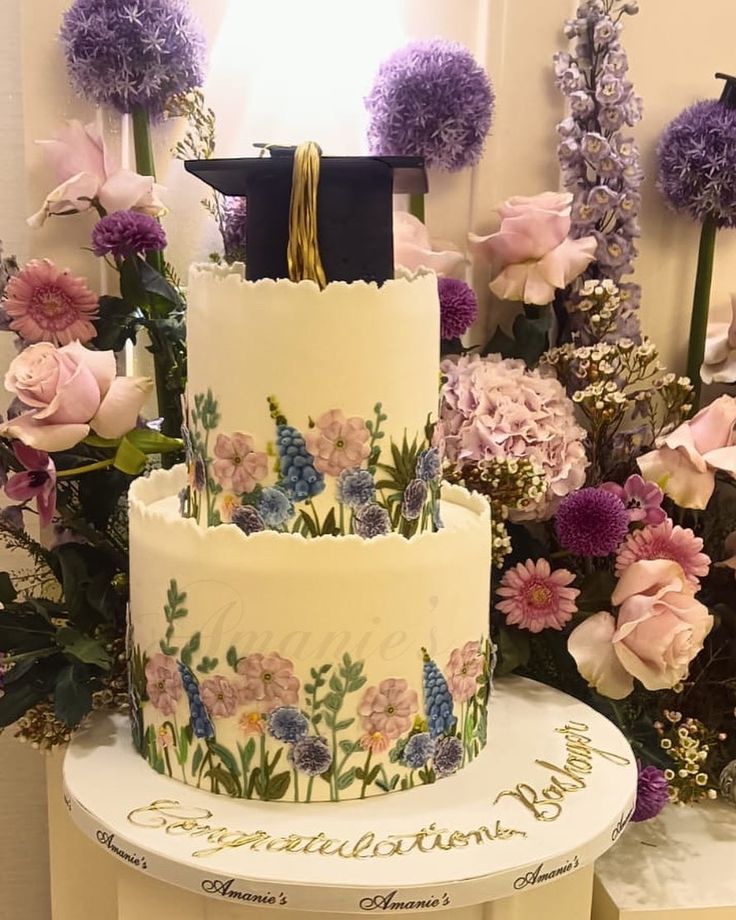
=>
[393,212,465,276]
[28,120,166,228]
[358,678,418,740]
[212,432,268,493]
[0,341,153,452]
[469,191,597,305]
[568,560,713,699]
[236,652,300,712]
[445,640,484,702]
[638,395,736,510]
[145,653,182,716]
[304,409,371,476]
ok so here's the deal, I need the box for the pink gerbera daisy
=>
[496,558,579,632]
[615,519,710,585]
[3,259,98,345]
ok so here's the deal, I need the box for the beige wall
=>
[2,1,736,918]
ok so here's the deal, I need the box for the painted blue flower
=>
[231,505,265,536]
[354,503,391,539]
[268,707,309,744]
[177,662,214,740]
[433,736,463,778]
[422,650,456,739]
[401,479,428,521]
[416,447,440,482]
[401,732,434,769]
[337,468,375,508]
[259,488,294,527]
[290,735,332,776]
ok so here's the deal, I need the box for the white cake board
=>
[63,677,636,915]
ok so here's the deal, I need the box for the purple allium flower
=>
[267,706,309,744]
[657,100,736,227]
[401,732,434,769]
[221,197,247,264]
[632,763,669,822]
[433,735,463,778]
[416,447,440,483]
[354,503,391,539]
[290,735,332,776]
[401,479,428,522]
[92,211,167,258]
[258,488,294,527]
[438,276,478,340]
[337,468,375,509]
[231,505,265,536]
[192,454,206,492]
[60,0,206,115]
[554,487,630,557]
[365,40,494,172]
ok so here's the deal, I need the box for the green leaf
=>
[119,258,147,307]
[138,258,183,309]
[0,670,55,727]
[191,746,204,776]
[239,738,257,772]
[112,436,148,476]
[329,673,343,693]
[321,507,339,536]
[496,626,530,675]
[337,767,357,791]
[484,307,552,368]
[54,664,93,727]
[323,692,342,712]
[57,627,111,669]
[83,434,121,450]
[577,570,618,614]
[299,510,318,538]
[94,296,140,351]
[208,741,241,778]
[347,676,367,693]
[126,428,183,456]
[206,765,239,797]
[226,646,238,669]
[339,739,358,756]
[176,726,189,765]
[265,771,291,801]
[0,615,54,652]
[334,718,354,731]
[0,573,17,603]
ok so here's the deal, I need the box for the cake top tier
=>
[185,144,427,284]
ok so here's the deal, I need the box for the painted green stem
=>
[686,214,718,411]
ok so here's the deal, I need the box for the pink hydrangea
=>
[616,520,710,586]
[496,559,580,632]
[236,652,300,712]
[145,653,182,716]
[212,432,268,493]
[445,640,484,702]
[200,675,239,718]
[439,354,588,520]
[358,678,418,740]
[304,409,371,476]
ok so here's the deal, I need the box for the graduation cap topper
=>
[185,143,427,285]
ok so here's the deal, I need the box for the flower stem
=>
[686,214,718,412]
[359,749,373,799]
[131,106,165,276]
[57,459,115,478]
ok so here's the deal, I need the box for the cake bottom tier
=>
[128,466,492,803]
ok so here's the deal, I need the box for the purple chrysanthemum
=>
[554,487,629,557]
[92,211,167,258]
[433,735,463,778]
[354,503,391,539]
[231,505,265,536]
[60,0,206,115]
[221,197,247,264]
[365,40,494,172]
[438,276,478,340]
[632,763,669,822]
[657,100,736,227]
[290,735,333,776]
[267,706,309,744]
[401,478,428,522]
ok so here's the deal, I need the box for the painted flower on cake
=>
[156,725,174,749]
[615,520,710,586]
[496,559,579,633]
[4,443,57,528]
[200,675,239,718]
[434,735,463,777]
[601,474,666,526]
[267,706,309,743]
[28,120,165,228]
[401,732,434,768]
[445,640,484,702]
[0,342,152,452]
[145,653,182,716]
[360,731,391,754]
[304,409,371,476]
[358,678,418,740]
[638,395,736,509]
[568,560,713,699]
[236,652,299,711]
[291,735,332,776]
[239,711,265,735]
[3,259,98,346]
[212,432,268,493]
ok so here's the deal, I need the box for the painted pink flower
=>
[359,731,391,754]
[358,678,418,740]
[211,432,268,493]
[28,120,165,228]
[236,652,300,712]
[156,725,174,749]
[145,653,182,716]
[601,474,666,526]
[304,409,371,476]
[0,341,152,452]
[638,395,736,510]
[4,443,57,527]
[445,640,484,703]
[496,559,579,633]
[616,519,710,586]
[393,211,465,275]
[469,192,597,305]
[200,675,239,719]
[3,259,98,346]
[568,560,713,699]
[239,711,265,735]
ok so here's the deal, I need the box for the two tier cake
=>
[127,146,491,803]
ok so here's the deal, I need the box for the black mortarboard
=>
[716,72,736,109]
[185,145,427,285]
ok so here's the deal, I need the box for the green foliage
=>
[483,305,553,368]
[160,580,188,656]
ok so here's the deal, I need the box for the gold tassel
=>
[287,141,327,289]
